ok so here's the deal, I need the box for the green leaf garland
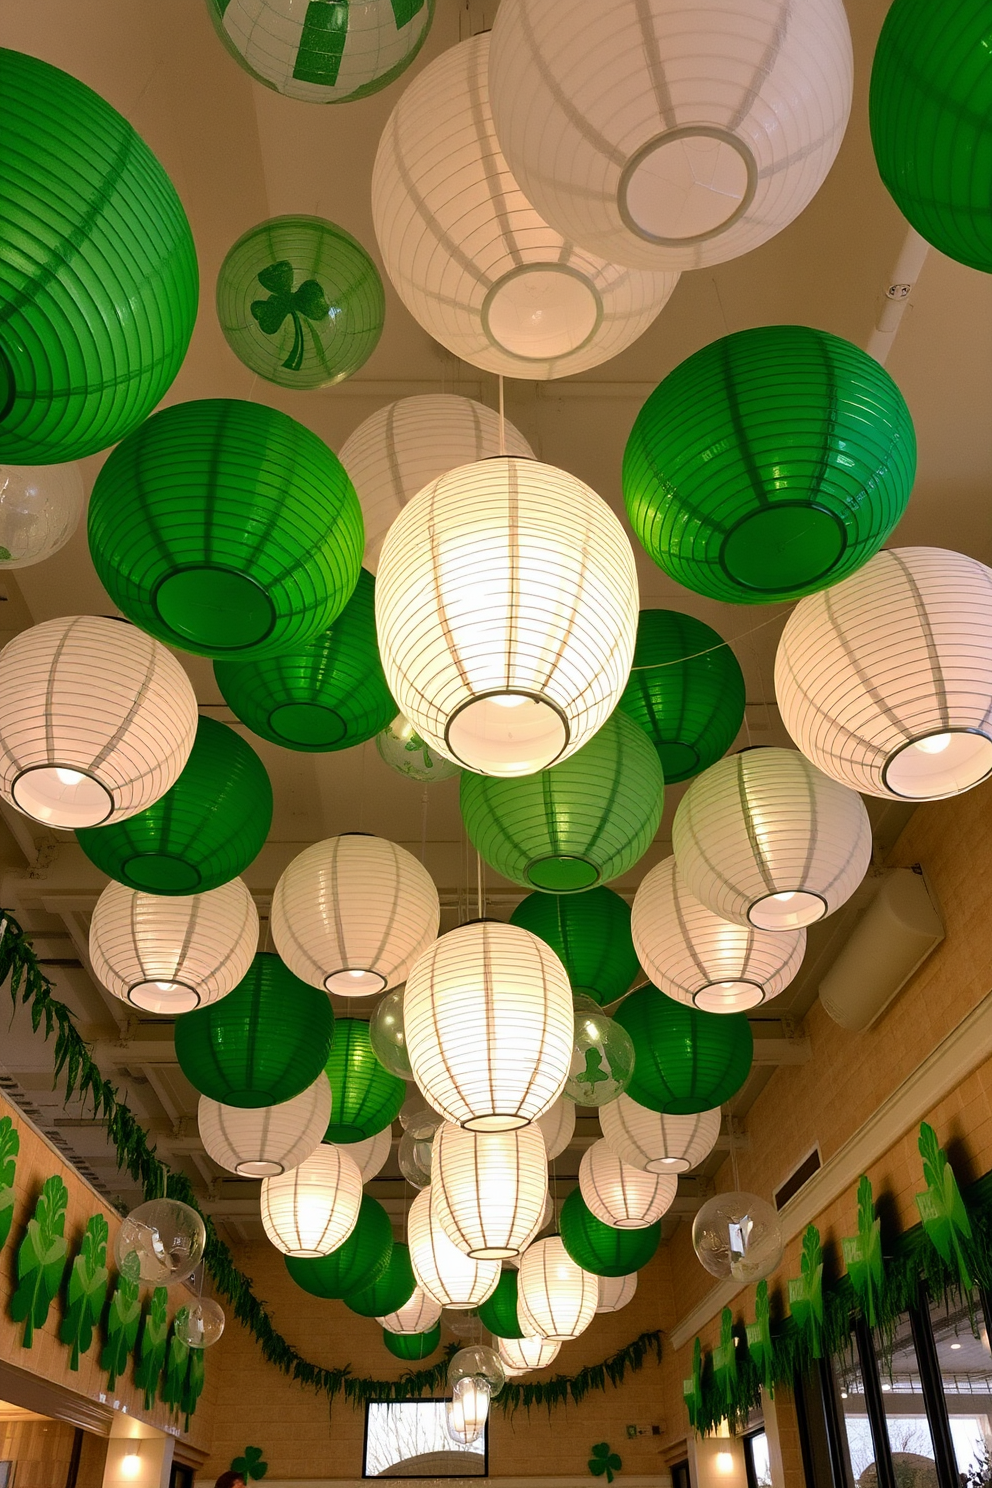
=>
[10,1174,69,1346]
[59,1213,109,1369]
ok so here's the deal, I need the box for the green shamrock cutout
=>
[577,1047,610,1094]
[589,1444,622,1484]
[231,1447,268,1481]
[250,261,330,373]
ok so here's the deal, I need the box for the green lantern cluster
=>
[286,1196,393,1298]
[614,988,753,1115]
[622,326,916,604]
[174,953,335,1107]
[461,712,664,894]
[510,887,638,1006]
[477,1268,525,1338]
[0,49,198,463]
[559,1187,661,1277]
[324,1019,407,1143]
[870,0,992,273]
[76,718,272,895]
[618,611,746,783]
[345,1241,415,1318]
[382,1324,441,1361]
[215,569,394,752]
[88,399,364,659]
[217,216,385,388]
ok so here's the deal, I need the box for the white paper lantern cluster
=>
[596,1273,637,1314]
[408,1188,501,1308]
[601,1095,721,1174]
[335,1125,394,1182]
[199,1078,331,1178]
[260,1145,363,1258]
[432,1122,549,1259]
[377,1283,443,1334]
[0,616,198,829]
[579,1139,677,1228]
[518,1235,598,1341]
[0,462,85,569]
[537,1098,576,1162]
[497,1333,561,1374]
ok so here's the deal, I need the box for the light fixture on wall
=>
[579,1139,677,1229]
[198,1077,331,1177]
[517,1236,598,1342]
[121,1444,142,1479]
[600,1095,722,1174]
[260,1144,363,1258]
[407,1188,501,1309]
[431,1122,549,1259]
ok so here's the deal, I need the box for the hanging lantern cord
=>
[727,1107,740,1192]
[476,850,485,919]
[498,375,506,457]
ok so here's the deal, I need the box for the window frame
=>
[362,1396,490,1480]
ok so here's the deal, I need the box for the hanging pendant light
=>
[376,455,638,777]
[333,1125,394,1183]
[600,1095,721,1174]
[579,1139,677,1229]
[323,1019,407,1142]
[286,1196,394,1298]
[673,747,872,930]
[596,1273,637,1314]
[198,1078,331,1178]
[510,888,639,1007]
[497,1334,561,1374]
[404,921,573,1132]
[692,1191,784,1282]
[537,1099,576,1163]
[517,1236,598,1341]
[447,1377,491,1446]
[0,463,85,569]
[614,988,753,1114]
[407,1188,500,1309]
[431,1122,549,1259]
[377,1283,442,1335]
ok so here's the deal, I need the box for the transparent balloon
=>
[376,714,461,783]
[399,1092,445,1140]
[175,1297,226,1348]
[446,1376,491,1444]
[692,1191,784,1283]
[114,1199,206,1286]
[563,995,635,1106]
[0,462,85,568]
[369,987,413,1079]
[398,1127,434,1188]
[449,1343,506,1399]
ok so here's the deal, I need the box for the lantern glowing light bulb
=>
[517,1235,598,1341]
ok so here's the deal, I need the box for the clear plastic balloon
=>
[399,1093,445,1140]
[0,462,85,568]
[376,714,461,783]
[369,987,413,1079]
[114,1199,206,1286]
[692,1191,784,1283]
[398,1128,434,1188]
[448,1344,506,1399]
[563,995,635,1106]
[175,1297,226,1348]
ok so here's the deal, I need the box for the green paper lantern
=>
[461,712,664,893]
[509,888,638,1006]
[614,987,752,1116]
[0,49,197,464]
[477,1268,525,1338]
[622,326,916,605]
[618,611,746,783]
[217,216,385,389]
[174,952,335,1108]
[214,569,394,752]
[382,1323,441,1360]
[345,1241,415,1318]
[285,1196,393,1298]
[559,1187,660,1277]
[76,717,271,895]
[88,398,363,659]
[870,0,992,273]
[324,1019,406,1142]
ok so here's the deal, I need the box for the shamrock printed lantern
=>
[376,715,461,783]
[217,216,385,388]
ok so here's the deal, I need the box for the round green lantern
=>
[324,1019,407,1143]
[76,718,272,895]
[477,1268,525,1338]
[174,953,335,1107]
[618,611,746,782]
[286,1196,393,1298]
[870,0,992,273]
[214,569,394,751]
[0,49,198,464]
[613,988,753,1115]
[217,216,385,389]
[88,399,363,659]
[622,326,916,604]
[382,1324,441,1361]
[509,888,638,1006]
[345,1241,415,1318]
[559,1187,661,1277]
[461,712,664,893]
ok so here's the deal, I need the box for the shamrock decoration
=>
[588,1444,622,1484]
[231,1447,268,1481]
[251,261,330,373]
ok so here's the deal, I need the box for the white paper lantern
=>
[673,748,871,931]
[537,1098,576,1162]
[488,0,853,273]
[432,1122,549,1259]
[260,1145,363,1258]
[579,1139,677,1228]
[600,1095,720,1174]
[0,616,198,829]
[0,462,85,568]
[377,1283,443,1334]
[372,34,678,381]
[89,878,258,1015]
[447,1377,491,1445]
[271,834,440,995]
[198,1079,331,1178]
[497,1334,561,1373]
[377,457,638,776]
[596,1272,637,1314]
[517,1235,598,1341]
[776,547,992,802]
[404,921,573,1131]
[335,1125,393,1182]
[632,857,805,1014]
[408,1187,501,1308]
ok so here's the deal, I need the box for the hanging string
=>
[728,1108,741,1193]
[419,786,430,866]
[476,850,485,919]
[626,604,793,672]
[358,740,368,832]
[498,374,506,456]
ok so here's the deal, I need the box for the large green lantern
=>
[614,988,752,1115]
[88,399,363,659]
[174,953,335,1107]
[345,1241,415,1318]
[618,611,745,782]
[286,1196,393,1298]
[477,1268,525,1338]
[0,50,197,464]
[870,0,992,273]
[217,216,385,389]
[622,326,916,604]
[461,712,664,893]
[324,1019,406,1142]
[214,569,394,752]
[76,718,271,895]
[382,1324,441,1361]
[559,1188,661,1277]
[509,889,638,1006]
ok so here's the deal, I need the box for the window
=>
[929,1290,992,1482]
[670,1461,690,1488]
[363,1400,487,1478]
[743,1428,772,1487]
[833,1336,875,1484]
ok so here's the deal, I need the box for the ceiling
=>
[1,0,991,1247]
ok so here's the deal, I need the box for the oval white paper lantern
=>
[632,856,805,1013]
[408,1187,500,1309]
[447,1378,490,1445]
[776,547,992,802]
[600,1095,721,1174]
[271,834,440,995]
[0,616,198,829]
[260,1145,363,1258]
[596,1272,638,1314]
[378,1283,443,1334]
[579,1139,677,1228]
[335,1125,393,1183]
[517,1236,598,1341]
[673,748,871,931]
[405,921,573,1131]
[339,396,534,574]
[89,878,258,1015]
[498,1334,561,1374]
[377,457,638,776]
[488,0,853,273]
[198,1078,331,1178]
[432,1122,549,1259]
[0,462,85,569]
[538,1098,576,1162]
[372,34,678,381]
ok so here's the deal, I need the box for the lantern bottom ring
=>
[718,501,847,595]
[526,852,600,893]
[693,978,766,1014]
[268,701,348,749]
[481,263,603,361]
[324,966,389,995]
[11,762,114,829]
[128,979,201,1015]
[882,726,992,800]
[617,125,757,246]
[120,851,203,895]
[747,887,827,932]
[462,1111,532,1133]
[153,564,276,652]
[236,1158,284,1177]
[445,689,568,776]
